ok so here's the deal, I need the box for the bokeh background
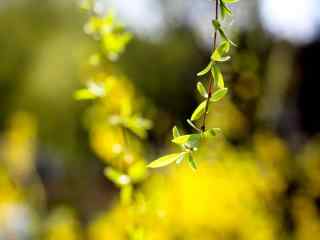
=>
[1,0,320,239]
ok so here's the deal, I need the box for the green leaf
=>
[222,0,239,3]
[218,28,238,47]
[191,101,207,121]
[210,88,228,102]
[172,126,181,139]
[212,19,237,47]
[197,82,208,98]
[176,152,188,165]
[211,64,224,89]
[220,0,233,19]
[172,134,202,149]
[211,41,231,62]
[104,167,131,186]
[147,153,183,168]
[197,62,213,76]
[187,153,198,171]
[203,128,222,138]
[187,119,202,132]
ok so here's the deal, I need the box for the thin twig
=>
[201,0,219,132]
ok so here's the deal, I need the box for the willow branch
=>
[201,0,219,132]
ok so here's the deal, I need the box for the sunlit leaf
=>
[220,0,233,18]
[172,134,202,149]
[187,153,198,171]
[187,119,202,132]
[211,64,224,89]
[210,88,228,102]
[191,101,207,121]
[212,41,231,62]
[147,153,183,168]
[212,19,237,47]
[222,0,239,3]
[197,62,213,76]
[172,126,181,139]
[176,152,187,165]
[197,82,208,98]
[218,28,238,47]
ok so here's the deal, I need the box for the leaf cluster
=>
[148,0,238,170]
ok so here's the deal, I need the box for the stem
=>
[201,0,219,132]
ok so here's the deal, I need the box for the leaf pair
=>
[172,126,202,150]
[212,19,237,47]
[220,0,239,19]
[147,151,198,171]
[211,41,231,62]
[147,126,200,170]
[191,86,228,121]
[147,126,222,170]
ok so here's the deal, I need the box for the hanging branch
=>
[201,0,219,132]
[148,0,238,170]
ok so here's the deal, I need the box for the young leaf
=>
[197,82,208,98]
[172,134,202,149]
[220,0,233,19]
[172,126,181,139]
[222,0,239,3]
[176,152,188,165]
[147,153,183,168]
[212,19,237,47]
[191,101,207,121]
[187,119,202,132]
[211,41,231,62]
[211,64,224,89]
[218,28,237,47]
[187,153,198,171]
[172,134,192,145]
[197,62,213,76]
[210,88,228,102]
